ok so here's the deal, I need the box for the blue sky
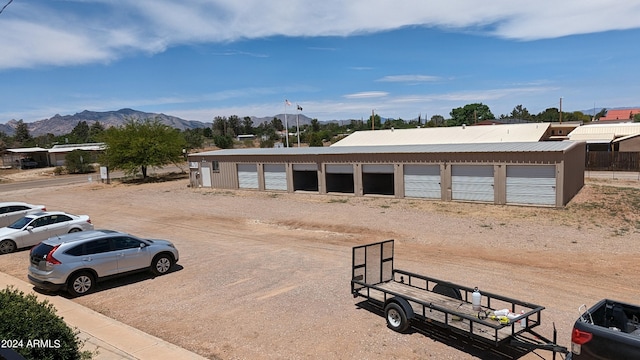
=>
[1,1,640,124]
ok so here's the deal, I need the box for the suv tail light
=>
[46,245,61,265]
[571,328,593,345]
[87,219,92,224]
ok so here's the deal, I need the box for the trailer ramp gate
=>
[351,240,394,295]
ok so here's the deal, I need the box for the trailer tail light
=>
[46,245,61,265]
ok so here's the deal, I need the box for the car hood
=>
[147,239,174,247]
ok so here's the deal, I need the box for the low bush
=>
[0,286,92,360]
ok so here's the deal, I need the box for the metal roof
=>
[191,141,580,158]
[6,147,48,153]
[331,123,551,147]
[48,143,106,153]
[568,123,640,141]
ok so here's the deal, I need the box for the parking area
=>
[1,177,639,359]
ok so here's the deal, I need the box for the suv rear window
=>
[30,243,55,265]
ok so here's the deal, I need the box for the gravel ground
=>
[1,170,639,360]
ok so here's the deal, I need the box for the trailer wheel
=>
[385,302,409,332]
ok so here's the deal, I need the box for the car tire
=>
[151,253,173,276]
[68,228,82,233]
[0,240,16,254]
[67,272,95,297]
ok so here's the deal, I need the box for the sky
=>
[1,1,640,125]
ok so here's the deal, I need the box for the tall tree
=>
[99,118,186,179]
[509,105,532,120]
[242,116,254,134]
[70,121,90,143]
[89,121,105,142]
[449,103,495,126]
[13,120,32,146]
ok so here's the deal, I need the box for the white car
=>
[0,211,93,254]
[0,202,46,228]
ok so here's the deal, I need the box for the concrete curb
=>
[0,272,208,360]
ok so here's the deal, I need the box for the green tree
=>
[594,108,607,121]
[70,121,90,143]
[99,118,186,179]
[367,114,382,130]
[13,120,32,146]
[535,108,560,122]
[450,103,495,126]
[65,150,94,174]
[634,113,640,122]
[308,132,324,147]
[310,118,320,132]
[213,134,234,149]
[88,122,105,142]
[0,286,92,360]
[508,104,533,120]
[182,128,204,151]
[242,116,254,134]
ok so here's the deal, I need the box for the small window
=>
[212,161,220,172]
[84,239,112,254]
[53,215,72,223]
[112,236,142,250]
[66,244,86,256]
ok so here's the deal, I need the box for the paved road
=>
[0,174,94,193]
[0,165,187,193]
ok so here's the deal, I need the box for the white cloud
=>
[344,91,389,99]
[2,1,640,69]
[377,75,441,83]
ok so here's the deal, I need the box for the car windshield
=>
[8,216,34,229]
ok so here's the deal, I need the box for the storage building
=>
[188,140,585,208]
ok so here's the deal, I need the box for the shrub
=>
[0,286,92,360]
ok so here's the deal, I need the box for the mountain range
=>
[1,107,632,137]
[0,109,318,137]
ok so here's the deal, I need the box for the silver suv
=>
[28,229,179,296]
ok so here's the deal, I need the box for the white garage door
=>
[506,165,556,206]
[237,164,258,189]
[452,165,494,202]
[404,165,441,199]
[264,164,287,191]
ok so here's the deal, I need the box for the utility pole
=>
[559,97,563,123]
[372,109,375,130]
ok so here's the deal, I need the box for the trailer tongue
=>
[351,240,569,359]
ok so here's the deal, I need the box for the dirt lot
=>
[1,169,640,359]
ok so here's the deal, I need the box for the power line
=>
[0,0,13,15]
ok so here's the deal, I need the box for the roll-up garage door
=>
[326,164,354,174]
[264,164,287,191]
[451,165,494,202]
[404,165,441,199]
[506,165,556,206]
[237,164,258,189]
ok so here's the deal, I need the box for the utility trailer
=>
[351,240,569,359]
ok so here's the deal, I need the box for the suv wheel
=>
[68,272,95,297]
[0,240,16,254]
[151,254,173,276]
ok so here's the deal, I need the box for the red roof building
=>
[598,108,640,122]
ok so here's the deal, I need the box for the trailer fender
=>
[384,297,414,332]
